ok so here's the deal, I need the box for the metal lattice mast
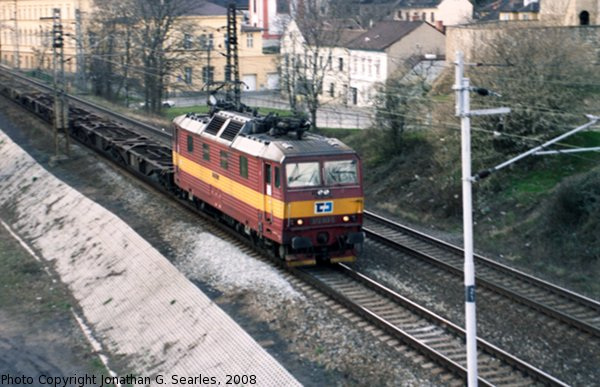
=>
[52,8,69,156]
[226,2,240,109]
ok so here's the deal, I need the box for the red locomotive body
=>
[172,110,364,266]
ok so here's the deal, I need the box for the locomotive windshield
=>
[285,159,358,188]
[286,162,321,187]
[324,160,358,185]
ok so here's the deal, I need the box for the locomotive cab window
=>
[324,159,358,185]
[239,155,248,178]
[202,143,210,161]
[286,162,321,188]
[220,150,229,169]
[187,135,193,153]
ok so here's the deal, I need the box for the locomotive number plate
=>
[315,201,333,214]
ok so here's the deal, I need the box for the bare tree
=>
[470,26,596,154]
[280,0,350,128]
[88,0,138,100]
[88,0,199,113]
[133,0,197,113]
[372,59,433,154]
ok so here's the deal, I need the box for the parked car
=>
[136,100,176,109]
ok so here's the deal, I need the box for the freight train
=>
[0,71,364,266]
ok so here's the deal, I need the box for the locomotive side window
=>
[324,160,358,185]
[239,155,248,178]
[187,135,193,153]
[286,162,321,188]
[202,143,210,161]
[275,166,281,188]
[265,164,271,184]
[220,150,229,169]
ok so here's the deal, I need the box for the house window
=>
[522,14,529,20]
[246,33,253,48]
[239,155,248,178]
[350,87,358,105]
[184,67,192,85]
[329,83,334,97]
[362,57,365,73]
[422,12,426,20]
[199,33,213,50]
[579,10,590,25]
[338,57,344,71]
[183,33,192,49]
[397,11,402,20]
[328,54,332,70]
[375,59,380,76]
[406,11,409,20]
[368,58,372,75]
[202,66,214,84]
[431,12,435,22]
[187,135,193,152]
[202,143,210,161]
[220,150,229,169]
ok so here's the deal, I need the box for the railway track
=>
[363,211,600,338]
[1,65,171,143]
[296,264,567,386]
[0,68,575,385]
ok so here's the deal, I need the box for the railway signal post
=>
[454,51,510,386]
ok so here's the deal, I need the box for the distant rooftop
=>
[477,0,539,21]
[347,20,425,50]
[395,0,443,8]
[187,1,228,16]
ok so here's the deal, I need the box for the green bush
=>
[541,169,600,262]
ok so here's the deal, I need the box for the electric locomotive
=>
[171,103,364,266]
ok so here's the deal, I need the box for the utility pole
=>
[454,51,510,386]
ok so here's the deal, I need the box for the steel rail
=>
[363,210,600,338]
[295,264,567,386]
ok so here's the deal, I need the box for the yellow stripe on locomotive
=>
[174,151,363,220]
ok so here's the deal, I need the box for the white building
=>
[248,0,293,46]
[393,0,473,29]
[282,19,445,107]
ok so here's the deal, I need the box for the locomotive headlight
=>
[342,215,350,222]
[296,219,304,226]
